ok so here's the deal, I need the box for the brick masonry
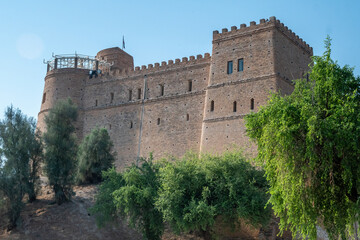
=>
[37,16,312,170]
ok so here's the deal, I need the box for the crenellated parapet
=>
[107,52,211,78]
[212,16,312,55]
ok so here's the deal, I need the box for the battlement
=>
[212,16,312,54]
[107,52,211,78]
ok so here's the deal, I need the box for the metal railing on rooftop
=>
[44,53,112,72]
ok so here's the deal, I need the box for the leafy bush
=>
[89,167,124,227]
[90,155,164,240]
[91,151,270,240]
[156,151,270,238]
[77,127,115,184]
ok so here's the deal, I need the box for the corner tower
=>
[37,53,112,139]
[200,17,312,155]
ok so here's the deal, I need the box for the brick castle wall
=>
[37,17,312,169]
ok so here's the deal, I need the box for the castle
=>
[37,16,312,169]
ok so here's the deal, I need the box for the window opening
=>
[95,99,98,106]
[233,101,237,112]
[129,89,132,101]
[130,121,133,129]
[186,114,189,121]
[210,100,214,112]
[42,93,46,104]
[160,84,164,96]
[227,61,233,74]
[238,58,244,72]
[157,118,160,125]
[110,92,114,103]
[138,88,141,99]
[188,80,192,92]
[250,98,254,110]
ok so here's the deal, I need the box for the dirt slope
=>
[0,185,141,240]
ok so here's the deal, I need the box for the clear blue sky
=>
[0,0,359,119]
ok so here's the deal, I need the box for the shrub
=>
[77,127,115,184]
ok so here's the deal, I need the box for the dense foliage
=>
[156,151,270,239]
[0,106,42,229]
[43,98,78,205]
[77,127,115,184]
[89,167,124,227]
[245,37,360,239]
[113,156,163,240]
[91,155,164,240]
[91,151,270,240]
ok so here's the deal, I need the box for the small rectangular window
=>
[110,92,114,103]
[138,88,141,99]
[129,90,132,101]
[160,84,164,96]
[238,58,244,72]
[42,93,46,104]
[188,80,192,92]
[227,61,233,74]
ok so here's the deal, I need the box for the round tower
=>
[96,47,134,72]
[37,54,111,140]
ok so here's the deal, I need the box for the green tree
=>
[90,155,164,240]
[77,127,115,184]
[0,106,42,229]
[156,151,270,239]
[112,156,164,240]
[245,37,360,239]
[43,98,78,205]
[89,167,125,227]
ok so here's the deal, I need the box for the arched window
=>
[250,98,254,110]
[233,101,237,112]
[210,100,214,112]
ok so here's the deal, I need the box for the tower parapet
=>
[45,53,112,73]
[212,17,312,55]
